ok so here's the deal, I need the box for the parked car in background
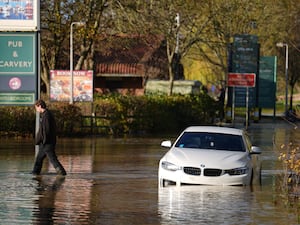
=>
[158,126,262,187]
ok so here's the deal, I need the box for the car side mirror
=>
[250,146,262,154]
[161,140,172,148]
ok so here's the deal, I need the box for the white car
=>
[158,126,262,187]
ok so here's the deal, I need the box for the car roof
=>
[183,126,244,136]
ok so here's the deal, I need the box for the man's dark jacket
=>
[35,109,57,145]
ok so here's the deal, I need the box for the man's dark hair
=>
[35,99,47,109]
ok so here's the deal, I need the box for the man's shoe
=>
[55,167,67,176]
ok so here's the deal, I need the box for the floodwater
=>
[0,119,300,225]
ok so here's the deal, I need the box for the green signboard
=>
[0,32,37,105]
[258,56,277,108]
[0,34,35,74]
[0,93,35,104]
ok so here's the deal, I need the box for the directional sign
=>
[227,73,256,87]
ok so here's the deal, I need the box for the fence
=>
[81,115,114,135]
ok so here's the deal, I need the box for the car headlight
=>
[161,161,182,171]
[225,167,248,175]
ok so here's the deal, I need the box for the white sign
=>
[0,0,40,31]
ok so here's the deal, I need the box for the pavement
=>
[219,114,299,130]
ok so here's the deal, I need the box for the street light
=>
[175,13,180,54]
[70,21,85,104]
[174,13,180,79]
[276,42,289,113]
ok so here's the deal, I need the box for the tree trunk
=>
[40,47,50,96]
[290,83,294,110]
[168,65,174,96]
[166,40,174,95]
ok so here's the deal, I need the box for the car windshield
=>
[174,132,246,152]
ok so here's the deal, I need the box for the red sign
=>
[227,73,256,87]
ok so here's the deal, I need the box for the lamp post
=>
[174,13,180,79]
[276,42,289,113]
[70,21,85,104]
[175,13,180,54]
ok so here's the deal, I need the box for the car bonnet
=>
[163,147,250,169]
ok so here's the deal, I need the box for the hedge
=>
[0,93,217,137]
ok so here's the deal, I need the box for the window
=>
[175,132,245,152]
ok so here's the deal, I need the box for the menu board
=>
[50,70,93,102]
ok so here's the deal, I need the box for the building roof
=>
[94,34,168,79]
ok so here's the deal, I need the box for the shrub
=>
[0,106,35,137]
[0,93,217,137]
[93,93,217,135]
[278,143,300,198]
[51,103,82,135]
[0,103,82,137]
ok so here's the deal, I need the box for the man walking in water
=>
[32,99,67,176]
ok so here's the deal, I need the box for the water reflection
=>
[158,186,254,224]
[1,122,300,224]
[32,176,65,224]
[158,185,298,225]
[0,173,38,224]
[31,173,95,224]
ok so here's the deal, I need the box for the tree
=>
[274,0,300,111]
[111,0,215,95]
[39,0,298,101]
[186,0,283,84]
[40,0,72,95]
[40,0,112,96]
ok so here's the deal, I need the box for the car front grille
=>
[183,167,223,176]
[183,167,201,176]
[204,168,222,176]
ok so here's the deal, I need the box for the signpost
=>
[227,34,259,127]
[227,73,256,128]
[0,1,40,156]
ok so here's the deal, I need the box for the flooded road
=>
[0,119,300,225]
